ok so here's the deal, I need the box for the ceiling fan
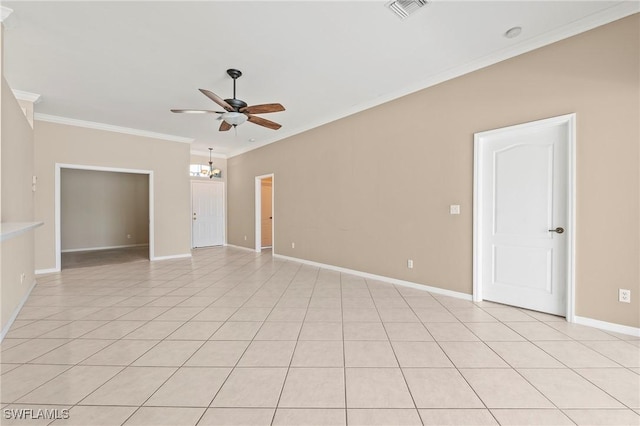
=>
[171,69,285,131]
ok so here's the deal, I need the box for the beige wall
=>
[228,15,640,328]
[1,233,35,331]
[1,61,37,330]
[61,169,149,251]
[1,80,33,223]
[34,121,191,269]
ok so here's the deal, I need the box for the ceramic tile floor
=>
[1,247,639,426]
[61,246,149,270]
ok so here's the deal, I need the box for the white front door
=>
[192,181,224,248]
[474,114,574,316]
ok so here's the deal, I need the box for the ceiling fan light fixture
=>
[172,69,283,131]
[221,111,248,126]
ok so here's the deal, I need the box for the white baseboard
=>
[61,243,149,253]
[574,315,640,338]
[1,279,38,342]
[224,244,257,253]
[35,267,60,275]
[273,253,472,301]
[150,253,192,261]
[273,255,640,337]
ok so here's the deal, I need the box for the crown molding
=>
[0,6,13,23]
[228,2,640,158]
[12,89,42,104]
[190,149,227,159]
[34,113,193,144]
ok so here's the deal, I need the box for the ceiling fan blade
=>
[219,120,232,131]
[199,89,234,111]
[240,103,285,114]
[170,109,224,114]
[246,114,282,130]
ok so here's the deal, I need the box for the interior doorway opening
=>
[255,174,274,252]
[55,164,154,271]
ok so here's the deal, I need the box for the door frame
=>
[255,173,274,253]
[190,180,226,248]
[472,113,576,322]
[55,163,154,271]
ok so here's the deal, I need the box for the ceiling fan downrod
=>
[227,68,242,100]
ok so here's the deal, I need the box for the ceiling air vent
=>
[386,0,429,20]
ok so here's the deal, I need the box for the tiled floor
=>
[61,246,149,269]
[1,247,639,425]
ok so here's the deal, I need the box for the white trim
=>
[274,253,472,301]
[566,116,577,323]
[473,113,577,320]
[0,6,13,23]
[255,174,275,253]
[224,244,256,253]
[190,181,194,249]
[0,222,43,242]
[35,113,193,144]
[35,268,60,275]
[55,163,154,272]
[0,280,37,343]
[150,253,192,261]
[57,163,155,175]
[574,315,640,338]
[149,171,155,261]
[190,149,227,159]
[61,243,149,253]
[55,165,61,272]
[12,90,42,104]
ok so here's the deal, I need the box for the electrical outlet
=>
[450,205,461,215]
[127,234,132,239]
[291,242,295,249]
[244,235,247,241]
[619,289,631,303]
[20,273,26,284]
[407,259,413,269]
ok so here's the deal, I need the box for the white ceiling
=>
[3,1,637,157]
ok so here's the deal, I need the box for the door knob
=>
[548,227,564,234]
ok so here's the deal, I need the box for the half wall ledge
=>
[0,222,43,242]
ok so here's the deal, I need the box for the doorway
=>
[191,181,225,248]
[473,114,575,320]
[255,174,274,252]
[55,164,154,271]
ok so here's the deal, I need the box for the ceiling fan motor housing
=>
[225,98,248,111]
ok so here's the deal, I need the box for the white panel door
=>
[192,181,224,248]
[475,115,573,316]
